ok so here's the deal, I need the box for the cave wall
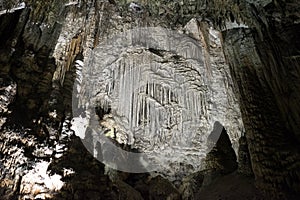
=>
[0,0,299,199]
[0,1,115,199]
[223,27,300,199]
[220,1,300,199]
[0,0,243,199]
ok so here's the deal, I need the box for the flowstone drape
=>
[72,26,243,176]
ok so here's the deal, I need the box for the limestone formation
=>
[0,0,299,200]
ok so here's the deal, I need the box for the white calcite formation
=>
[72,21,244,177]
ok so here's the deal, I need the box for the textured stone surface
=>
[148,175,181,200]
[74,22,243,176]
[0,0,299,200]
[204,122,238,176]
[223,27,300,199]
[0,2,243,198]
[195,172,262,200]
[237,135,253,177]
